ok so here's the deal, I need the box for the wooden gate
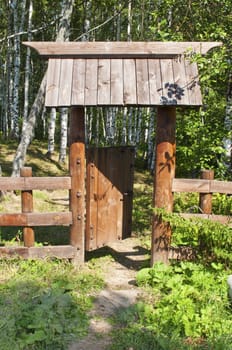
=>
[86,146,135,251]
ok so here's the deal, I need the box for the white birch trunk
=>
[59,107,68,163]
[121,107,127,145]
[147,108,155,171]
[12,0,75,176]
[10,0,27,138]
[47,107,57,158]
[12,73,47,177]
[23,0,33,127]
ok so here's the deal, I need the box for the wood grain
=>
[24,41,222,58]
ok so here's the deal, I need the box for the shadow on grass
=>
[86,244,150,271]
[0,226,70,246]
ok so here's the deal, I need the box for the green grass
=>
[0,258,105,350]
[1,140,232,349]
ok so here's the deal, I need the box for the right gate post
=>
[151,106,176,265]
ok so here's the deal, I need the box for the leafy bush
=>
[111,262,232,349]
[0,259,104,350]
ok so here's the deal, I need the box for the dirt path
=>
[69,237,149,350]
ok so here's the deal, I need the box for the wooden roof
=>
[24,41,222,107]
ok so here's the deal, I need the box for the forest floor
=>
[69,237,150,350]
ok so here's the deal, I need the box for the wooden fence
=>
[0,167,75,259]
[172,170,232,226]
[0,167,231,261]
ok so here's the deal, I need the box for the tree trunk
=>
[23,0,33,127]
[11,0,75,176]
[59,107,68,163]
[12,73,47,177]
[46,107,57,159]
[10,0,27,138]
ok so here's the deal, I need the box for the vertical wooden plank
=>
[136,59,150,105]
[160,59,175,105]
[71,59,86,105]
[58,59,74,106]
[184,59,202,105]
[152,106,176,265]
[199,170,214,214]
[69,107,86,264]
[148,59,162,105]
[85,59,98,106]
[172,56,189,105]
[123,59,137,104]
[111,59,123,105]
[45,59,61,107]
[121,147,135,239]
[20,167,35,247]
[85,148,98,251]
[97,59,111,105]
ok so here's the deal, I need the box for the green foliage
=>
[154,208,232,265]
[0,259,104,350]
[111,262,232,349]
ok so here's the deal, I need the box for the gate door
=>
[86,147,135,251]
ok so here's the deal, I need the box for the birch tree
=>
[46,0,75,162]
[12,0,75,176]
[10,0,27,138]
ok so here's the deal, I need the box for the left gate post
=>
[69,107,86,264]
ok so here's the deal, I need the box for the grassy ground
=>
[1,140,232,350]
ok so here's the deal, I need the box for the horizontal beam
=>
[0,212,72,226]
[0,245,76,259]
[23,41,222,58]
[179,213,232,227]
[172,178,232,194]
[0,176,71,191]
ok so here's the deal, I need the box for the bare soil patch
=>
[69,237,150,350]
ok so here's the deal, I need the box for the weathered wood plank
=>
[136,59,150,105]
[58,59,73,106]
[97,59,111,105]
[184,59,202,105]
[148,59,162,105]
[85,59,98,105]
[0,212,72,226]
[0,177,71,191]
[173,178,232,194]
[172,179,210,193]
[85,149,98,251]
[172,56,189,105]
[71,59,86,105]
[123,59,137,104]
[111,59,123,105]
[210,180,232,194]
[45,59,61,106]
[160,59,175,105]
[24,41,222,58]
[179,213,232,227]
[0,246,76,259]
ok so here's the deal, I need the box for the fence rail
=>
[172,178,232,194]
[0,167,74,260]
[0,176,71,191]
[172,171,232,227]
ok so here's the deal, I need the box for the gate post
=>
[199,169,214,214]
[151,106,176,265]
[69,107,86,264]
[21,167,35,247]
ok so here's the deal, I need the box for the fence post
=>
[199,169,214,214]
[69,107,85,264]
[151,106,176,265]
[20,167,35,247]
